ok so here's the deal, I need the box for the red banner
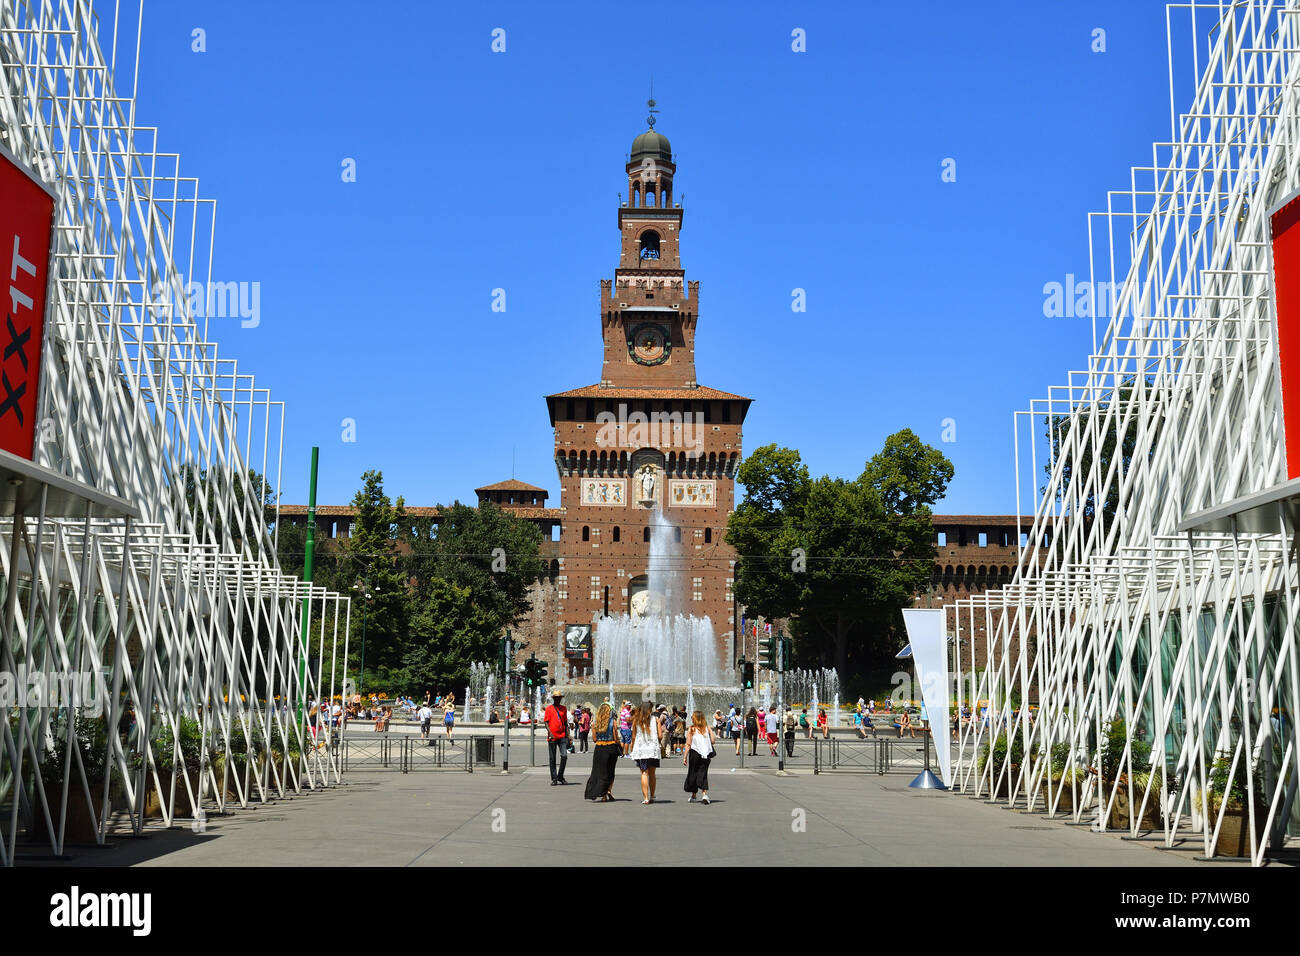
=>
[0,150,54,460]
[1273,193,1300,479]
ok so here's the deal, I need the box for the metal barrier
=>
[341,734,394,771]
[813,736,935,774]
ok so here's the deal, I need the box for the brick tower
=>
[546,102,751,679]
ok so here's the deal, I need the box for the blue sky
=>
[125,1,1175,514]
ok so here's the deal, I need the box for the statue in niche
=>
[638,464,656,502]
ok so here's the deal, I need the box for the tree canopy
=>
[276,470,544,696]
[726,430,952,685]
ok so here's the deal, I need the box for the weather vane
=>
[646,80,658,128]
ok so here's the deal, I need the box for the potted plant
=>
[1041,741,1087,812]
[1096,718,1163,829]
[212,720,265,802]
[137,715,208,818]
[35,713,113,844]
[1203,750,1266,858]
[978,730,1029,798]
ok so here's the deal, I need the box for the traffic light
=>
[500,632,512,672]
[524,654,537,686]
[781,635,794,673]
[758,635,775,669]
[741,660,755,689]
[535,658,549,684]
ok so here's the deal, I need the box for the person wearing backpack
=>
[745,707,759,756]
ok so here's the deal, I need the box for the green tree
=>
[180,465,276,555]
[726,430,952,681]
[406,500,544,637]
[400,578,499,694]
[334,470,410,688]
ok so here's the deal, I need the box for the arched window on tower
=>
[646,187,656,207]
[639,230,661,261]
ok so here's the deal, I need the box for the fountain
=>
[483,678,493,723]
[575,505,739,715]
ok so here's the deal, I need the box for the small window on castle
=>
[612,526,621,542]
[1020,533,1029,547]
[674,527,682,543]
[551,524,560,542]
[639,230,661,260]
[937,532,947,546]
[704,528,712,543]
[978,532,988,548]
[582,526,590,542]
[644,526,651,543]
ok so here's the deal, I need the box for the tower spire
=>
[646,81,658,129]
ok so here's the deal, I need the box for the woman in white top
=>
[628,702,664,804]
[682,710,716,804]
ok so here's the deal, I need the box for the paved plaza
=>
[39,735,1228,868]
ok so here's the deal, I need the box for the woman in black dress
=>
[683,710,715,803]
[584,701,620,801]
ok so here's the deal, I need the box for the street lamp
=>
[352,580,380,692]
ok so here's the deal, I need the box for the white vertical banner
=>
[902,608,951,787]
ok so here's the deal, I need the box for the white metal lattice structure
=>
[950,1,1300,865]
[0,0,351,865]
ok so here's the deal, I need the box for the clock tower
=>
[600,100,698,389]
[545,102,752,680]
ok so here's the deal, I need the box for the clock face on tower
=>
[628,322,671,366]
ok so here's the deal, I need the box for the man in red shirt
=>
[543,690,569,785]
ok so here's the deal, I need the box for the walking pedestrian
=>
[418,701,432,741]
[629,702,664,804]
[683,710,715,804]
[764,706,780,756]
[618,700,633,755]
[578,705,592,753]
[728,706,743,755]
[783,706,797,757]
[584,702,620,802]
[745,707,759,756]
[443,693,456,743]
[543,690,570,785]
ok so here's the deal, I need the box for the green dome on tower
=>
[630,128,672,163]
